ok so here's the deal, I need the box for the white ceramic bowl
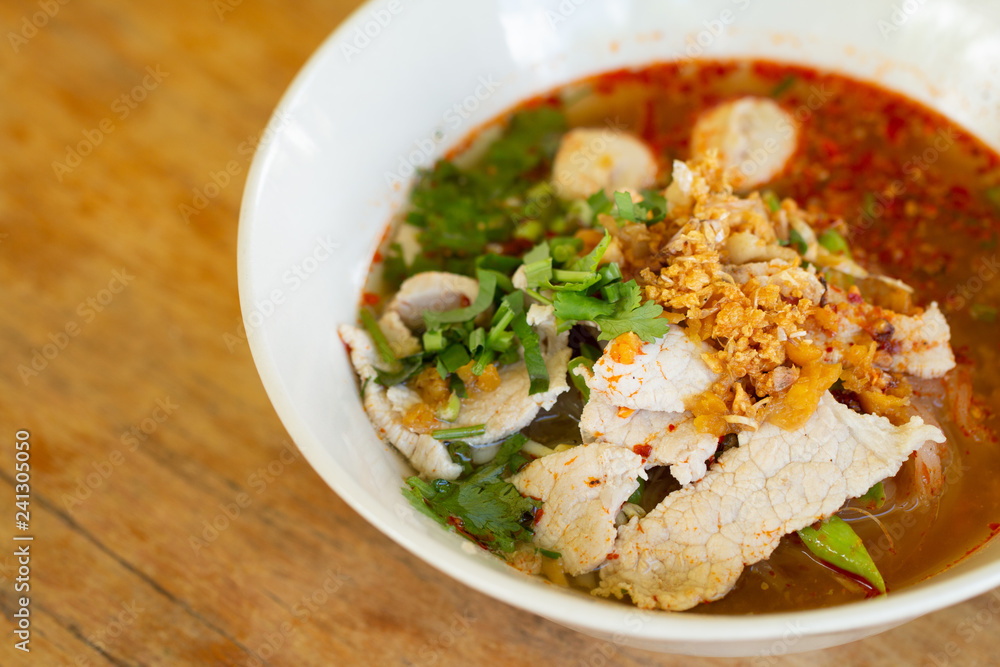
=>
[238,0,1000,656]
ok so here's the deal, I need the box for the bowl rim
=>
[238,0,1000,644]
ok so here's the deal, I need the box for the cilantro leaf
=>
[595,300,668,342]
[571,232,611,273]
[614,191,636,222]
[593,280,669,342]
[403,468,540,553]
[552,292,615,321]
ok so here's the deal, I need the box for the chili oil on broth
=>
[365,59,1000,613]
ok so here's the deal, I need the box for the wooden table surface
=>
[2,1,999,665]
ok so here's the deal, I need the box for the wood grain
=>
[1,1,998,665]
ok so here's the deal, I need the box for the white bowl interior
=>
[238,0,1000,656]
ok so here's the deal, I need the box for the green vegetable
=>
[437,343,472,375]
[360,309,397,366]
[770,75,797,98]
[373,355,424,387]
[402,108,568,278]
[612,190,668,225]
[798,516,886,594]
[862,192,877,219]
[859,482,885,509]
[567,356,594,400]
[514,219,544,242]
[986,186,1000,212]
[468,327,486,354]
[422,329,444,352]
[587,190,614,216]
[553,292,616,321]
[553,276,668,343]
[818,229,851,256]
[971,303,998,323]
[763,191,781,213]
[590,280,669,342]
[511,310,550,395]
[614,191,636,222]
[449,373,468,399]
[402,470,539,553]
[447,441,474,477]
[788,228,808,255]
[637,189,668,225]
[493,433,528,468]
[626,477,645,505]
[432,424,487,441]
[403,433,539,554]
[549,237,584,264]
[539,548,561,559]
[423,270,497,329]
[570,231,611,273]
[476,253,523,274]
[435,392,462,422]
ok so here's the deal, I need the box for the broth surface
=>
[371,60,1000,613]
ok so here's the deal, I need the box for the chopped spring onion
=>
[511,310,550,395]
[763,191,781,213]
[422,329,444,352]
[360,308,397,366]
[818,229,851,256]
[432,424,487,441]
[788,228,808,255]
[435,392,462,422]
